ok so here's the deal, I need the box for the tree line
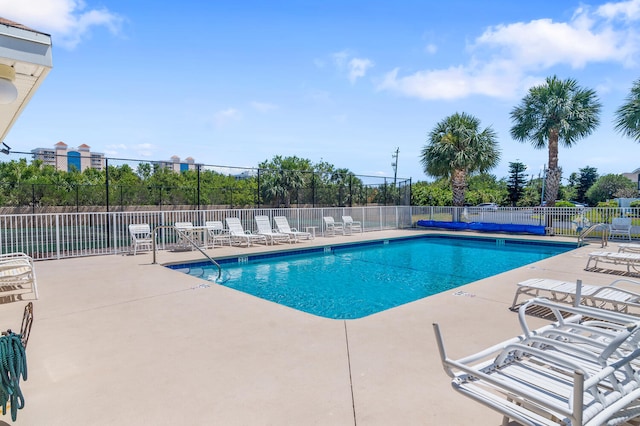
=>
[0,155,408,209]
[411,165,637,207]
[420,75,640,207]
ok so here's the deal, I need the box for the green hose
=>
[0,332,27,421]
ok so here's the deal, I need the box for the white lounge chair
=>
[204,221,231,248]
[225,217,267,247]
[511,277,640,313]
[273,216,310,242]
[341,215,362,234]
[323,216,344,237]
[609,217,632,240]
[0,253,38,299]
[586,250,640,273]
[128,224,153,255]
[254,216,291,245]
[619,243,640,253]
[434,298,640,426]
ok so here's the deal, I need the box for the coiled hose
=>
[0,332,27,421]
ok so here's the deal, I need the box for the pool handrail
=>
[151,225,222,281]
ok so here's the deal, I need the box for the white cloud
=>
[0,0,124,49]
[475,17,635,68]
[378,1,640,100]
[134,143,154,158]
[425,43,438,54]
[347,58,374,83]
[597,0,640,20]
[250,101,277,113]
[213,108,241,127]
[332,50,374,83]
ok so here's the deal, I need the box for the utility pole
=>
[391,147,399,187]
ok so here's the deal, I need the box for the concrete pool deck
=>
[0,229,631,425]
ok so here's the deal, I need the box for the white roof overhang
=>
[0,19,52,142]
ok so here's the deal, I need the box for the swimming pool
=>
[168,235,574,319]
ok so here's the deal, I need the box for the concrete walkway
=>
[0,230,628,425]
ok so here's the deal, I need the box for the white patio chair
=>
[273,216,310,242]
[204,221,231,248]
[173,221,196,249]
[128,224,153,255]
[323,216,344,237]
[434,298,640,426]
[341,215,362,234]
[254,216,291,245]
[225,217,267,247]
[609,217,632,240]
[0,253,38,299]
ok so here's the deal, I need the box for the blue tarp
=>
[416,220,546,235]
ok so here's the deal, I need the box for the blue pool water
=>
[169,236,574,319]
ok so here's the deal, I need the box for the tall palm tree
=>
[510,75,601,207]
[421,112,500,206]
[614,79,640,142]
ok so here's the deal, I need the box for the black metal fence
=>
[0,154,412,212]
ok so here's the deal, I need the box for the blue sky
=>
[2,0,640,183]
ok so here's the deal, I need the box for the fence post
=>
[257,168,261,208]
[55,214,61,260]
[105,158,110,213]
[197,163,201,211]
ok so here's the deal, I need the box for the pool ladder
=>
[151,225,223,281]
[577,223,608,248]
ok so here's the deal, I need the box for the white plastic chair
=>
[204,221,231,248]
[254,216,291,245]
[129,224,153,255]
[323,216,344,237]
[0,252,38,299]
[342,215,362,234]
[225,217,267,247]
[273,216,310,242]
[609,217,632,240]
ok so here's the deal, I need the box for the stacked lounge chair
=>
[511,278,640,313]
[434,298,640,426]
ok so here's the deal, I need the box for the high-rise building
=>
[31,142,105,172]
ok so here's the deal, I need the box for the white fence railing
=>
[0,206,412,260]
[0,206,635,260]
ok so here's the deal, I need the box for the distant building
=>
[623,168,640,188]
[31,142,105,172]
[31,143,197,173]
[157,155,196,172]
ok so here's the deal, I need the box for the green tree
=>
[259,156,311,207]
[420,112,500,206]
[465,173,507,206]
[614,79,640,141]
[575,166,598,204]
[507,161,527,206]
[585,174,636,205]
[510,75,601,207]
[519,176,544,207]
[411,179,452,206]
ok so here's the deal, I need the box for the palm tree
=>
[421,112,500,206]
[614,79,640,142]
[510,75,601,207]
